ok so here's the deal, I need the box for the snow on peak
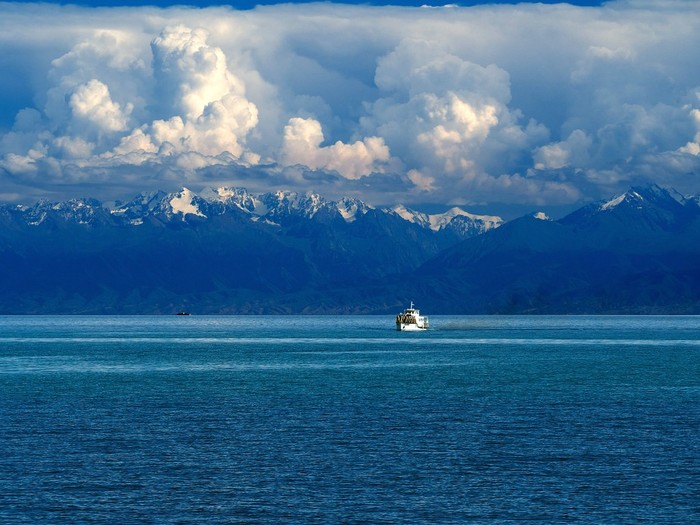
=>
[390,204,502,232]
[600,185,687,212]
[110,191,166,218]
[215,187,240,200]
[194,188,370,222]
[200,186,252,204]
[600,188,647,211]
[262,190,327,218]
[336,198,370,222]
[532,211,550,221]
[429,207,464,230]
[201,186,264,214]
[170,188,206,219]
[44,198,104,225]
[199,186,233,202]
[389,205,430,227]
[600,193,627,211]
[428,207,502,231]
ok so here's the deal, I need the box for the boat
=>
[396,302,429,331]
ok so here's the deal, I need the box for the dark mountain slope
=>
[405,186,700,314]
[2,184,700,314]
[0,187,486,313]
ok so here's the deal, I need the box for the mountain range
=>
[1,184,699,314]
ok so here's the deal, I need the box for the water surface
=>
[1,315,699,523]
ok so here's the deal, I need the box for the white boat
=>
[396,302,429,331]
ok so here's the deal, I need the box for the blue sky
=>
[1,0,699,213]
[42,0,607,7]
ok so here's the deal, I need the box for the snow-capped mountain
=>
[561,184,700,234]
[111,191,168,225]
[0,185,492,314]
[599,184,686,211]
[3,183,700,314]
[4,186,497,238]
[7,197,113,228]
[388,204,502,237]
[414,183,700,314]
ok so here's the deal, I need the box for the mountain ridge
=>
[6,186,502,234]
[0,186,500,314]
[2,183,700,314]
[403,184,700,314]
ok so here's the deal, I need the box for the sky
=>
[1,0,699,215]
[22,1,608,7]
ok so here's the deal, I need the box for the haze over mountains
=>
[2,184,700,314]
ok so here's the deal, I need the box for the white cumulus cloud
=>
[362,39,549,197]
[281,117,389,180]
[0,1,700,209]
[114,25,259,161]
[69,79,131,133]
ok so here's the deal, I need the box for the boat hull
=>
[397,323,428,331]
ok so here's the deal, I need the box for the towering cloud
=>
[0,1,699,208]
[361,38,550,197]
[112,25,260,163]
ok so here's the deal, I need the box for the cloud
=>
[113,25,259,161]
[534,129,592,170]
[69,79,131,133]
[43,28,147,134]
[361,38,550,199]
[150,25,243,119]
[407,169,435,192]
[281,117,389,180]
[1,1,700,208]
[679,93,700,156]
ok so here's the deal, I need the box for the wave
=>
[1,336,700,346]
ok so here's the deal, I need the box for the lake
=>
[1,315,699,523]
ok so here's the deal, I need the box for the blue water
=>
[1,315,699,523]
